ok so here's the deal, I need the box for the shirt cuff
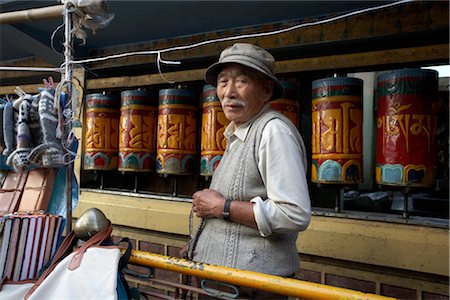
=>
[251,197,272,237]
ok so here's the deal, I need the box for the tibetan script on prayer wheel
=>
[375,69,438,187]
[200,85,229,176]
[119,89,158,172]
[157,88,198,175]
[269,80,300,128]
[311,77,363,184]
[84,93,119,170]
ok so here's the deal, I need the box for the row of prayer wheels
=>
[84,81,300,177]
[84,68,439,187]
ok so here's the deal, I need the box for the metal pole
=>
[0,5,63,24]
[128,250,396,300]
[63,0,73,233]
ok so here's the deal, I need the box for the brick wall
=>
[112,234,450,300]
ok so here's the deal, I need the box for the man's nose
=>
[223,82,237,98]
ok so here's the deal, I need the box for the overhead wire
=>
[0,0,412,74]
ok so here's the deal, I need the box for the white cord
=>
[0,0,413,74]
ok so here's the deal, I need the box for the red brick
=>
[168,245,183,258]
[380,284,417,299]
[325,274,376,294]
[297,269,321,284]
[422,291,449,300]
[112,235,136,249]
[139,241,164,254]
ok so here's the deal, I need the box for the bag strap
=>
[68,222,112,270]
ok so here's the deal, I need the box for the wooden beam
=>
[87,1,449,70]
[1,43,447,94]
[86,43,449,90]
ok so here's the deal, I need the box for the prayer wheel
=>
[269,80,300,127]
[200,85,229,176]
[156,88,198,175]
[84,93,119,170]
[311,77,363,184]
[375,68,438,187]
[119,89,158,172]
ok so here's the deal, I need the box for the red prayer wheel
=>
[311,77,363,184]
[200,85,229,176]
[84,93,119,170]
[119,89,158,172]
[375,68,438,187]
[269,80,300,127]
[156,88,198,175]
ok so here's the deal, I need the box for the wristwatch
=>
[223,198,232,221]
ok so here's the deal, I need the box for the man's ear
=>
[263,80,275,101]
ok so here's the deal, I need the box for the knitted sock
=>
[7,97,33,171]
[0,99,11,170]
[29,93,43,146]
[0,98,7,153]
[2,102,16,157]
[28,89,64,167]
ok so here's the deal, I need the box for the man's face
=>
[216,63,273,126]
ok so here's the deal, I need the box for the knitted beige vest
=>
[193,109,301,276]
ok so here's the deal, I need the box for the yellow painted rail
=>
[128,249,396,300]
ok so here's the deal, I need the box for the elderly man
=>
[189,43,311,298]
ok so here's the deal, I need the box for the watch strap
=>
[223,198,232,221]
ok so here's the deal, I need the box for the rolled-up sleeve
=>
[251,119,311,237]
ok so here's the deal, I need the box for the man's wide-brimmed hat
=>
[205,43,283,100]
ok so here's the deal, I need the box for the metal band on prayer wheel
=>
[84,93,119,170]
[157,88,198,175]
[375,69,438,187]
[119,89,158,172]
[269,80,300,127]
[311,77,363,184]
[200,85,229,176]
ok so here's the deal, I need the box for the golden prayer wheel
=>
[84,93,119,170]
[119,89,158,172]
[311,77,363,184]
[156,88,198,175]
[200,85,229,176]
[269,80,300,127]
[375,68,438,187]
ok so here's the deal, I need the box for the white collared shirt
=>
[223,105,311,237]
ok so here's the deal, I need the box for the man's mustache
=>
[222,99,245,107]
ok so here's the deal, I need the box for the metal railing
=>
[126,249,396,300]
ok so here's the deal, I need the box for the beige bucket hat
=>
[205,43,283,100]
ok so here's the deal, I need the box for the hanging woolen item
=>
[311,76,364,184]
[375,68,438,187]
[28,89,64,168]
[200,85,228,177]
[119,89,158,172]
[156,88,197,175]
[7,96,34,170]
[3,102,16,158]
[84,93,119,170]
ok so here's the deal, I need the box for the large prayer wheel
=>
[269,80,300,127]
[311,77,363,184]
[119,89,158,172]
[200,85,229,176]
[84,93,119,170]
[375,68,438,187]
[156,88,198,175]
